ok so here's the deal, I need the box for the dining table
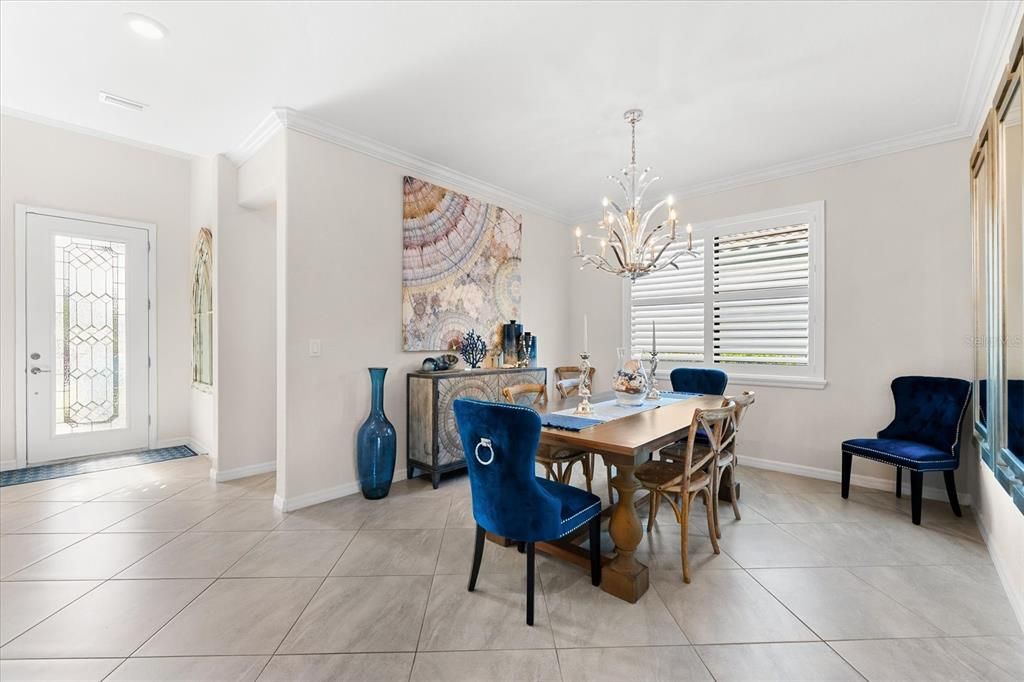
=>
[532,390,726,603]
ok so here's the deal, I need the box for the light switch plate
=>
[309,339,321,357]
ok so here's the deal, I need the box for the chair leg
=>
[647,491,660,533]
[517,542,525,554]
[468,525,485,592]
[679,495,691,583]
[895,466,902,498]
[711,465,722,540]
[943,470,962,517]
[841,452,852,499]
[729,462,742,521]
[588,516,602,586]
[526,542,535,626]
[704,489,720,555]
[584,454,594,493]
[910,471,923,525]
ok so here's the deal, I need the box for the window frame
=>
[624,200,826,390]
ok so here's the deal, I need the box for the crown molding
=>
[228,106,570,223]
[0,106,196,161]
[961,0,1024,139]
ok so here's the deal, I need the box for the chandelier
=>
[573,109,698,281]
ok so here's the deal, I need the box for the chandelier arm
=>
[608,241,628,270]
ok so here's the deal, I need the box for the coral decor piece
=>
[459,329,487,369]
[402,176,522,351]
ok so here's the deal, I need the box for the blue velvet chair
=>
[841,376,971,525]
[670,367,729,395]
[453,398,602,625]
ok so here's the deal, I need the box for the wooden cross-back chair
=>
[500,383,594,492]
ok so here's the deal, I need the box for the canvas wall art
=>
[402,176,522,351]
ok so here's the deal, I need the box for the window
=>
[628,201,825,388]
[191,227,213,387]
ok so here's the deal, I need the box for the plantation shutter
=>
[629,237,705,362]
[712,224,810,366]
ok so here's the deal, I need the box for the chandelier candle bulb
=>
[686,223,693,251]
[575,226,582,255]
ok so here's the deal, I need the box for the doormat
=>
[0,445,198,487]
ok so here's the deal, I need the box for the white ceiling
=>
[1,1,1018,220]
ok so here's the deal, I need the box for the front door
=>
[24,210,151,463]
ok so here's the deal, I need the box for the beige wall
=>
[0,115,193,461]
[278,129,573,506]
[569,137,975,498]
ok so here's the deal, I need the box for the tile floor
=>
[0,456,1020,681]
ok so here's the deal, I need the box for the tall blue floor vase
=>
[357,367,397,499]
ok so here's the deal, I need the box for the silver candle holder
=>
[646,349,661,400]
[574,352,595,415]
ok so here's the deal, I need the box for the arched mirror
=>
[972,124,992,443]
[192,227,213,387]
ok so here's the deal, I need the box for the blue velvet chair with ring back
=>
[453,398,603,625]
[670,367,729,395]
[840,376,972,525]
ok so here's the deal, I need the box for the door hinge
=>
[148,356,152,368]
[147,241,151,252]
[148,415,152,425]
[148,298,151,310]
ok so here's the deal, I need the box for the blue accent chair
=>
[453,398,602,625]
[670,367,729,395]
[841,376,971,525]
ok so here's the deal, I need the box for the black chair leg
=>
[468,525,485,592]
[517,542,525,554]
[588,516,602,586]
[526,542,535,626]
[943,470,962,517]
[910,471,923,525]
[841,452,852,499]
[896,467,902,498]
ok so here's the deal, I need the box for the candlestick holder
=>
[574,352,595,415]
[646,350,661,400]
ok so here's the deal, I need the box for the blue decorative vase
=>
[357,367,397,499]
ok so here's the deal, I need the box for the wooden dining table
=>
[533,390,726,603]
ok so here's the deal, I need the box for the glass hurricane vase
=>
[613,347,650,407]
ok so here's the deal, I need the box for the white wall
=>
[973,457,1024,627]
[570,137,975,498]
[0,115,193,460]
[277,129,572,507]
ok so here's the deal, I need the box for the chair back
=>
[555,365,595,382]
[877,376,972,458]
[452,398,561,541]
[501,383,547,406]
[679,401,736,480]
[670,368,728,395]
[555,378,579,399]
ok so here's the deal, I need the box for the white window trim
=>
[624,200,826,390]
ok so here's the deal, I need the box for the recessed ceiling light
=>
[99,91,148,112]
[124,13,167,40]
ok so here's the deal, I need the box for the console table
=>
[406,366,547,488]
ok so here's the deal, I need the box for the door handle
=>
[30,367,51,375]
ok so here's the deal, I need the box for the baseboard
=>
[154,437,192,449]
[0,458,17,472]
[975,513,1024,631]
[274,468,407,512]
[741,455,973,506]
[212,460,276,483]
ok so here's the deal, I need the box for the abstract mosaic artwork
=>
[402,176,522,351]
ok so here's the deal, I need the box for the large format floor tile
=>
[412,649,561,682]
[0,502,82,533]
[20,477,126,502]
[14,501,153,533]
[850,564,1023,636]
[750,567,944,640]
[191,500,286,532]
[279,575,431,653]
[106,655,269,681]
[117,531,267,579]
[258,653,415,682]
[419,572,555,651]
[558,645,712,681]
[718,523,831,568]
[9,532,176,580]
[0,581,99,646]
[0,478,79,503]
[137,577,321,656]
[330,529,440,576]
[227,531,354,577]
[94,478,197,502]
[541,563,686,649]
[0,534,87,578]
[956,635,1024,676]
[830,637,1018,681]
[361,497,451,530]
[101,499,225,533]
[0,658,123,682]
[652,570,815,645]
[696,642,861,681]
[434,528,526,575]
[0,578,211,658]
[274,497,373,531]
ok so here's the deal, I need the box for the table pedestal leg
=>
[602,462,649,603]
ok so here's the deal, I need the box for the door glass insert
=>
[54,234,128,435]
